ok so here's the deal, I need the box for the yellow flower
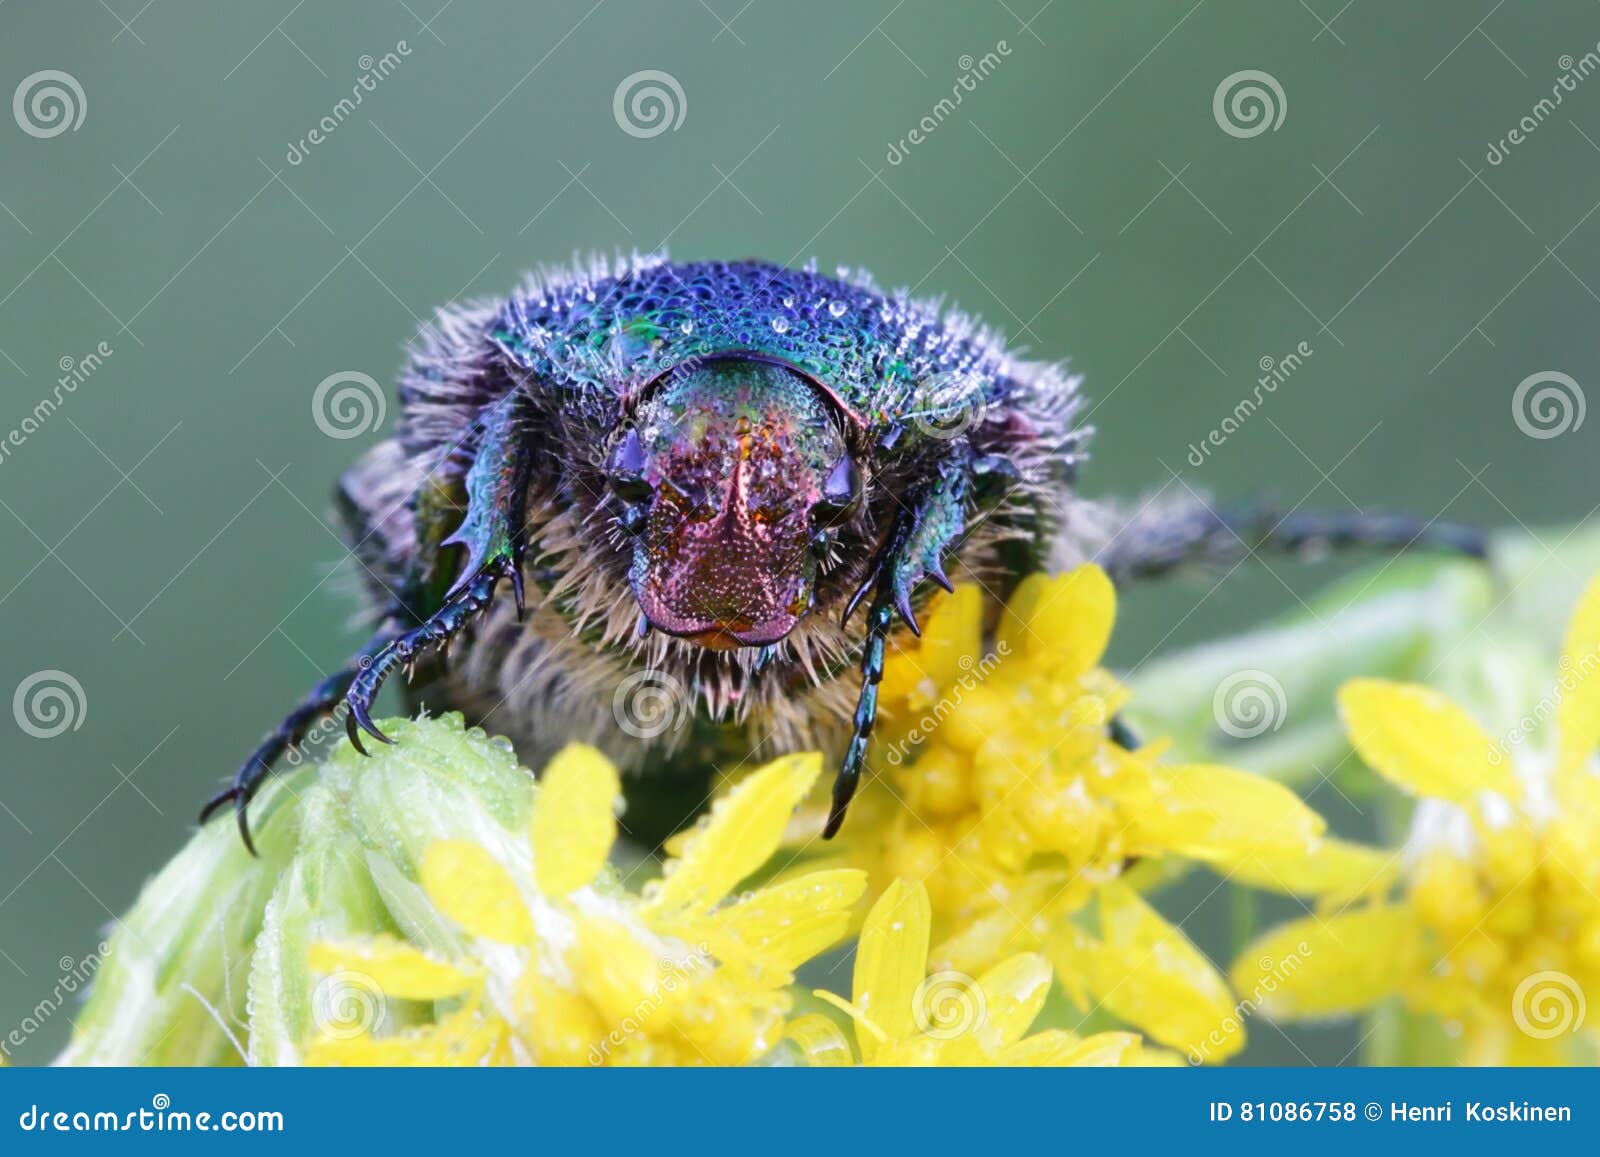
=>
[306,743,866,1066]
[785,878,1169,1066]
[769,565,1335,1060]
[1233,571,1600,1065]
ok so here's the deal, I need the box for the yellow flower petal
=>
[530,744,620,896]
[569,916,673,1027]
[1054,881,1241,1061]
[785,1013,855,1066]
[995,572,1046,656]
[512,968,609,1066]
[965,952,1052,1054]
[1225,837,1399,906]
[881,586,983,709]
[307,936,476,1001]
[710,869,868,975]
[646,752,821,918]
[1231,905,1418,1019]
[1557,572,1600,773]
[852,878,932,1061]
[1012,565,1115,679]
[1339,679,1517,803]
[1000,1029,1140,1067]
[1137,763,1324,863]
[420,840,534,943]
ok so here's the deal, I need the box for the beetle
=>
[204,254,1483,851]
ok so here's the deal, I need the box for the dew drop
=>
[828,299,847,318]
[770,316,790,334]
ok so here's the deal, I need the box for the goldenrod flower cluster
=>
[1234,572,1600,1064]
[59,560,1600,1068]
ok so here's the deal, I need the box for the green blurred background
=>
[1,0,1596,1064]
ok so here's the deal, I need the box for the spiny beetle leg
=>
[201,622,400,855]
[825,599,893,839]
[344,561,510,751]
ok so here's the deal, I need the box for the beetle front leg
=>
[201,618,402,854]
[346,391,531,751]
[343,566,512,748]
[828,470,971,838]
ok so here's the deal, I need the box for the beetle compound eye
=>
[607,429,653,503]
[813,454,862,526]
[611,476,653,504]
